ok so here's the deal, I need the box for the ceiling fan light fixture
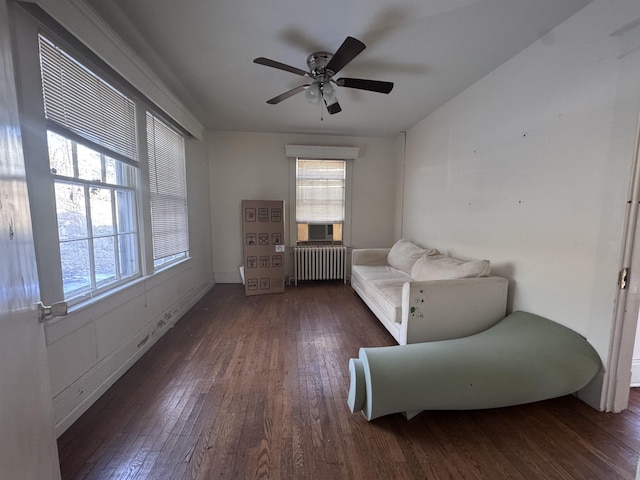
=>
[321,82,336,103]
[305,82,321,104]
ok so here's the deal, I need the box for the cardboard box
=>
[241,200,285,295]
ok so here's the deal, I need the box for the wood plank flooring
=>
[57,283,640,479]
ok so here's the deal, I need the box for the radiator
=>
[294,246,347,285]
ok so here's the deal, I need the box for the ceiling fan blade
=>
[325,100,342,115]
[325,36,365,75]
[253,57,310,77]
[266,84,310,104]
[336,78,394,94]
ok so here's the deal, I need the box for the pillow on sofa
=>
[411,254,491,281]
[387,239,438,274]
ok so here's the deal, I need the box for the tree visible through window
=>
[48,131,138,299]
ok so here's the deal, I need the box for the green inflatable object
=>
[348,311,602,421]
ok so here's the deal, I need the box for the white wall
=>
[209,131,397,283]
[393,132,406,240]
[402,0,640,380]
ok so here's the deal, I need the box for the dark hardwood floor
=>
[57,283,640,479]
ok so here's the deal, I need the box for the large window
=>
[286,145,357,246]
[14,22,190,307]
[38,34,141,303]
[147,113,189,267]
[296,159,345,244]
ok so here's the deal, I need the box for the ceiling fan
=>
[253,36,394,115]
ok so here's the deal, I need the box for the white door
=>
[0,1,61,478]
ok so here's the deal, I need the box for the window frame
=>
[48,130,141,302]
[295,158,346,245]
[286,145,358,247]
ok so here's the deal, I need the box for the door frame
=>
[603,114,640,412]
[603,18,640,413]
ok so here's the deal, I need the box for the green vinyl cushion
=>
[348,311,602,421]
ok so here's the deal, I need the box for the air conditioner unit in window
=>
[308,224,333,242]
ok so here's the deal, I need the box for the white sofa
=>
[351,239,509,345]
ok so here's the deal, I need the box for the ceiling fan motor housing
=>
[306,51,335,80]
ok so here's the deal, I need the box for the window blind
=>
[147,113,189,264]
[38,34,137,162]
[296,159,346,223]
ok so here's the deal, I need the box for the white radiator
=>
[294,246,347,285]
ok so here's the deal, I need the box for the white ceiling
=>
[85,0,592,138]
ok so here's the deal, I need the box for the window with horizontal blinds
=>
[19,10,194,307]
[296,159,346,223]
[38,34,138,163]
[147,113,189,266]
[35,33,141,304]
